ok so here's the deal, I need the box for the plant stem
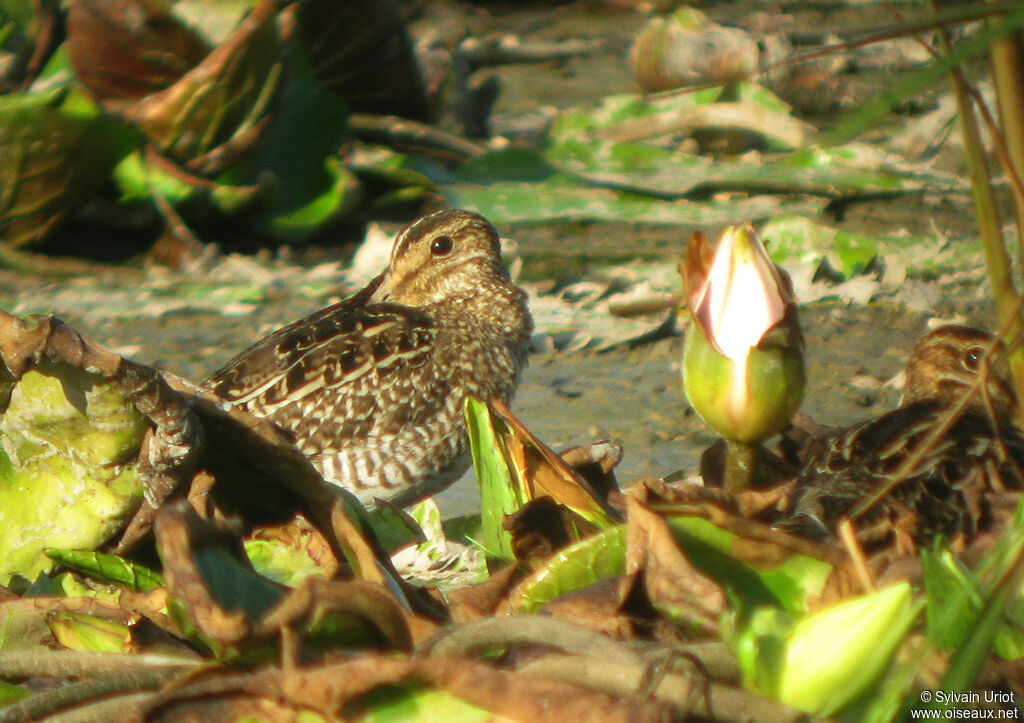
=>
[723,441,759,494]
[987,7,1024,261]
[985,6,1024,409]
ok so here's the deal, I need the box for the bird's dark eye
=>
[964,347,985,370]
[431,235,453,256]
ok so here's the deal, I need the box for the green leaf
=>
[193,546,284,622]
[512,515,830,616]
[248,44,354,241]
[755,553,832,618]
[993,596,1024,660]
[941,584,1012,699]
[356,685,491,723]
[113,151,197,205]
[464,397,519,562]
[549,84,790,141]
[665,517,782,609]
[0,366,148,583]
[347,142,448,188]
[730,605,792,699]
[0,0,34,34]
[262,156,363,239]
[761,214,962,280]
[0,679,29,705]
[443,177,825,225]
[777,583,918,716]
[242,539,325,589]
[0,90,136,246]
[48,611,131,653]
[665,517,831,615]
[921,547,979,651]
[537,90,954,201]
[455,147,554,183]
[43,549,164,592]
[941,500,1024,690]
[512,525,628,612]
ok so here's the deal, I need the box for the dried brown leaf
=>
[328,500,447,636]
[505,496,595,566]
[281,655,417,715]
[446,562,520,622]
[626,497,726,635]
[255,577,413,652]
[539,574,645,640]
[153,502,253,644]
[491,399,623,525]
[124,0,280,164]
[66,0,210,106]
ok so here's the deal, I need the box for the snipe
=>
[204,209,533,508]
[782,325,1024,550]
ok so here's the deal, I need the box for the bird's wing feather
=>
[203,274,449,445]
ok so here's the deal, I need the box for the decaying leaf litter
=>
[2,0,1024,720]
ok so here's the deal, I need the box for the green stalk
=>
[985,6,1024,408]
[723,440,760,494]
[987,6,1024,260]
[933,4,1024,411]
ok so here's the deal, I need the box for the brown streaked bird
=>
[782,325,1024,550]
[203,209,533,509]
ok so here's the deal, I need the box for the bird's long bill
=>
[684,223,791,364]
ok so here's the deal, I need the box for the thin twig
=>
[0,667,193,723]
[416,615,643,666]
[838,517,876,592]
[0,649,201,679]
[348,113,485,161]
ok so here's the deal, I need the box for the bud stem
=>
[724,440,761,493]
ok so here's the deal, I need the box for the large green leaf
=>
[247,43,355,241]
[512,514,831,616]
[123,0,281,164]
[444,176,825,225]
[0,366,148,583]
[512,525,628,612]
[0,90,136,246]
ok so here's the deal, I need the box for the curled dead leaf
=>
[626,497,726,635]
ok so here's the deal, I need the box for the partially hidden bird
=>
[204,209,533,509]
[782,324,1024,551]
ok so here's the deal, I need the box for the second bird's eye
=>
[431,235,454,256]
[964,347,984,370]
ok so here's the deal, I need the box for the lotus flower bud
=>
[681,223,805,444]
[777,582,916,715]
